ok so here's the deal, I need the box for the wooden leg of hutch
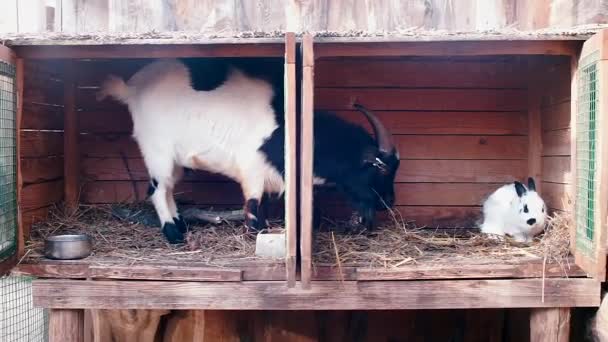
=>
[49,308,85,342]
[530,307,571,342]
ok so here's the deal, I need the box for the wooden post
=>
[528,58,543,193]
[16,58,24,257]
[530,308,571,342]
[49,309,84,342]
[300,33,314,289]
[63,61,79,213]
[284,32,297,288]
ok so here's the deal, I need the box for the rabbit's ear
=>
[527,177,536,192]
[514,181,527,197]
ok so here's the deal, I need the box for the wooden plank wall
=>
[1,0,606,34]
[76,59,256,210]
[539,56,572,212]
[84,308,532,342]
[314,56,529,228]
[20,60,65,239]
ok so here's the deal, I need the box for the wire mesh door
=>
[575,50,599,259]
[0,56,17,264]
[574,29,608,280]
[0,48,49,341]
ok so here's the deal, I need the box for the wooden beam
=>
[88,265,242,281]
[300,33,314,289]
[32,278,600,310]
[89,309,169,342]
[284,32,297,288]
[315,40,582,58]
[63,61,79,213]
[13,43,284,59]
[16,58,24,257]
[49,309,84,342]
[530,308,571,342]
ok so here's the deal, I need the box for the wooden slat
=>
[315,58,527,88]
[355,258,586,280]
[284,32,297,288]
[32,278,600,310]
[542,100,571,132]
[542,129,571,156]
[21,206,50,241]
[21,103,63,130]
[21,180,63,211]
[314,41,580,58]
[397,160,526,183]
[88,265,242,282]
[321,183,500,207]
[300,33,314,289]
[80,134,139,158]
[23,74,63,106]
[21,157,63,184]
[16,57,24,259]
[317,205,481,228]
[49,309,84,342]
[80,181,243,204]
[332,110,528,135]
[20,131,63,157]
[396,135,528,160]
[14,44,285,59]
[542,157,571,184]
[315,88,527,111]
[530,308,571,342]
[542,182,572,212]
[529,60,543,192]
[63,62,79,212]
[79,110,132,133]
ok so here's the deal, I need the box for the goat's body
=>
[99,58,399,242]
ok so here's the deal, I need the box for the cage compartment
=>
[15,47,296,282]
[303,47,582,281]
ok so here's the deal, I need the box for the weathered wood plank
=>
[88,265,243,282]
[32,278,601,309]
[542,157,571,185]
[542,101,570,132]
[333,110,528,135]
[21,157,63,184]
[315,57,527,88]
[89,308,168,342]
[61,0,109,33]
[530,308,571,342]
[315,88,528,111]
[542,182,572,211]
[21,180,64,211]
[21,103,64,130]
[542,129,571,156]
[49,309,84,342]
[397,160,526,183]
[21,131,63,158]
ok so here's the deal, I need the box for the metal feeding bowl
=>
[44,234,92,260]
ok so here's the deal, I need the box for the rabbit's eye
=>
[523,205,529,213]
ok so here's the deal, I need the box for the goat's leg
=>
[145,158,183,243]
[239,160,268,232]
[166,166,186,233]
[257,193,270,229]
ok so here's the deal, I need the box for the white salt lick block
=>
[255,231,286,259]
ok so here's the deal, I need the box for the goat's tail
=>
[96,75,130,104]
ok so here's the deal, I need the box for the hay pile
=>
[314,211,573,269]
[24,203,281,266]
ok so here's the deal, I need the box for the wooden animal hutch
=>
[2,1,608,341]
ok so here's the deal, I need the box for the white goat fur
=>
[479,183,546,243]
[97,59,284,226]
[592,293,608,342]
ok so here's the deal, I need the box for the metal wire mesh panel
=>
[1,276,48,342]
[0,60,17,262]
[576,51,600,257]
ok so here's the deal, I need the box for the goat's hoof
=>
[244,218,261,232]
[174,216,187,233]
[162,223,185,244]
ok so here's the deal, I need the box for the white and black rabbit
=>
[479,177,547,243]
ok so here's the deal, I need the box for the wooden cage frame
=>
[0,30,608,341]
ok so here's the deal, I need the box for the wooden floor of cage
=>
[15,203,587,282]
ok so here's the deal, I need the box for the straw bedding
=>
[23,203,572,269]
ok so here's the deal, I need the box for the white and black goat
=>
[97,58,399,243]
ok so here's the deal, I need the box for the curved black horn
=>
[353,103,395,154]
